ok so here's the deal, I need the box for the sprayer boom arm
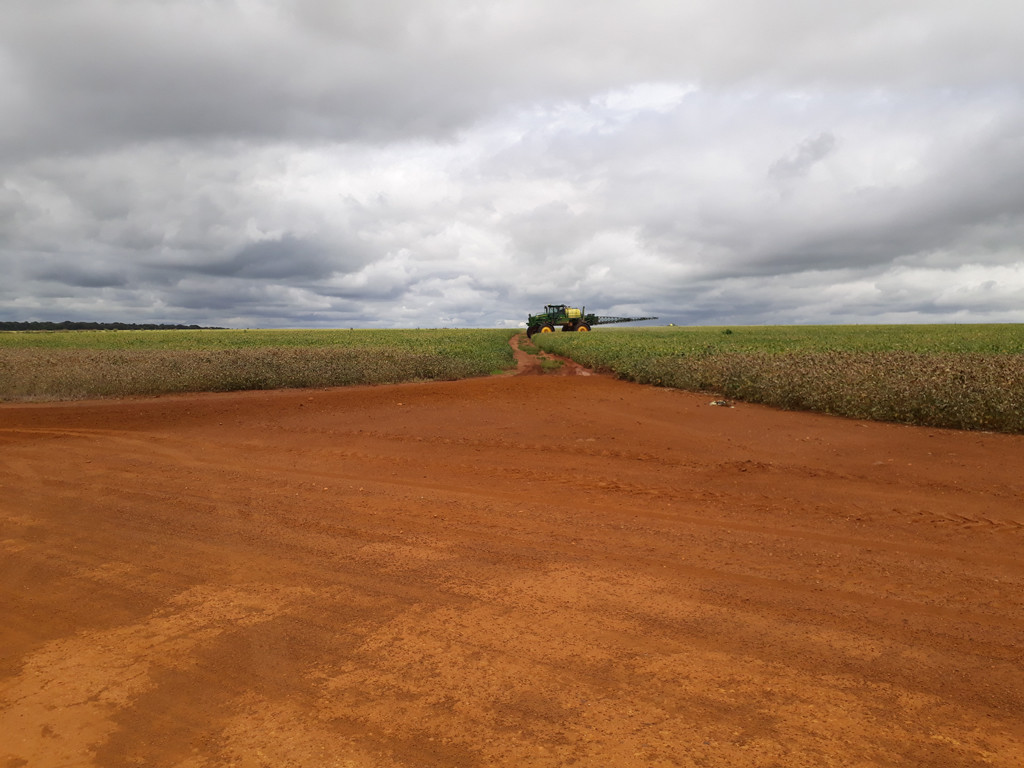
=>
[590,315,658,326]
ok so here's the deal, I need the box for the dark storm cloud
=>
[194,235,338,281]
[30,262,128,289]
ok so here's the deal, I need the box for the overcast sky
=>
[2,0,1023,328]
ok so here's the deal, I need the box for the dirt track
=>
[2,342,1023,767]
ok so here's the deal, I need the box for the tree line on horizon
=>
[0,321,225,331]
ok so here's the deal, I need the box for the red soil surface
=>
[1,341,1022,767]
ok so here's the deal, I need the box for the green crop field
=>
[0,328,516,401]
[534,325,1024,433]
[6,324,1024,433]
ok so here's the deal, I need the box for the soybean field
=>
[534,324,1024,433]
[0,328,517,401]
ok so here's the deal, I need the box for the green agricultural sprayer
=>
[525,304,657,338]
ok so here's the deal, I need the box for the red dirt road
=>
[2,352,1023,767]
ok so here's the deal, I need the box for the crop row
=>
[0,329,516,401]
[535,326,1024,433]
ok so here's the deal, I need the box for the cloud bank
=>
[2,0,1023,327]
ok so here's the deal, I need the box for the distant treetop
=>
[0,321,225,331]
